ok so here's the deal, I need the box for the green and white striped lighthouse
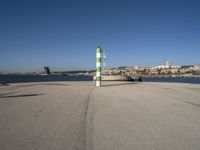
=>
[96,47,102,87]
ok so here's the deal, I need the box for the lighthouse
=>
[96,47,102,87]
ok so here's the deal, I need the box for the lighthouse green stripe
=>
[96,48,102,53]
[96,67,101,72]
[96,58,102,62]
[96,76,101,81]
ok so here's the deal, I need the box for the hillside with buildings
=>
[101,61,200,78]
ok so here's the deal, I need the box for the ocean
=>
[0,75,93,83]
[0,75,200,84]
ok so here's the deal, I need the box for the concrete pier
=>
[0,81,200,150]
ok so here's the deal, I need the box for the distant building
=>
[44,66,50,75]
[152,61,180,69]
[193,65,200,71]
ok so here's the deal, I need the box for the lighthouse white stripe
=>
[96,72,101,77]
[96,53,101,58]
[96,62,101,68]
[96,81,100,87]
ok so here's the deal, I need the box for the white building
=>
[193,65,200,71]
[151,61,180,69]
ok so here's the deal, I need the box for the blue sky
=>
[0,0,200,72]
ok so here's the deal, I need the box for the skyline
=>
[1,0,200,72]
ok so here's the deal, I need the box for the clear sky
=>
[0,0,200,72]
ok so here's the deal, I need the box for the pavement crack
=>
[85,87,95,116]
[85,86,95,150]
[185,101,200,108]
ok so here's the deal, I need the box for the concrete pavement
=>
[0,81,200,150]
[89,82,200,150]
[0,82,94,150]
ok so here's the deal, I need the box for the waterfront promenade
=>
[0,81,200,150]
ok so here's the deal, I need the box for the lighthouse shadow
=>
[101,82,137,87]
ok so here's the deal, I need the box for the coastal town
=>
[102,61,200,78]
[1,61,200,78]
